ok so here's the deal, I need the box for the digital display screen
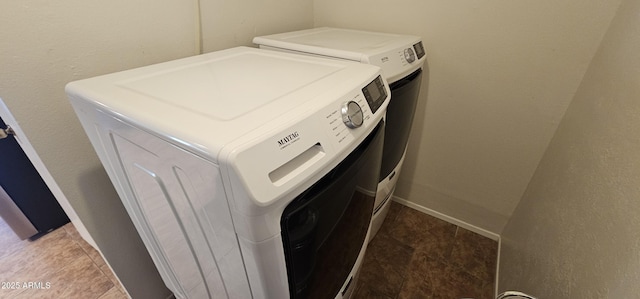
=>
[413,42,425,59]
[362,76,387,114]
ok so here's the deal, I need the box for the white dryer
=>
[254,27,426,240]
[66,47,390,299]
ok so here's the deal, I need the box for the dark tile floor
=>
[354,201,498,299]
[1,201,496,299]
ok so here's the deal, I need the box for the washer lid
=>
[119,50,341,121]
[66,47,381,162]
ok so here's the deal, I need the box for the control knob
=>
[404,48,416,63]
[341,101,363,128]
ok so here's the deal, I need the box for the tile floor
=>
[0,218,126,299]
[0,201,497,299]
[354,202,498,299]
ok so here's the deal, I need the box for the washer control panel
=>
[325,92,371,145]
[323,75,388,145]
[361,75,387,114]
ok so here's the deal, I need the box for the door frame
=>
[0,99,97,248]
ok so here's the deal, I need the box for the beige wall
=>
[314,0,620,233]
[200,0,313,52]
[1,0,314,296]
[0,1,199,297]
[499,0,640,296]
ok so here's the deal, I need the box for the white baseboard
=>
[495,237,501,298]
[392,196,501,241]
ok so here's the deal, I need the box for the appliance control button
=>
[341,101,364,128]
[404,48,416,63]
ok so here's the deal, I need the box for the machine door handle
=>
[0,126,15,139]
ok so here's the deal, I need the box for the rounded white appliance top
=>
[66,47,385,164]
[254,27,426,83]
[119,51,341,121]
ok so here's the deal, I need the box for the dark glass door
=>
[379,69,423,182]
[281,121,385,299]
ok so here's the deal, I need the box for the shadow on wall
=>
[77,166,171,299]
[498,0,640,296]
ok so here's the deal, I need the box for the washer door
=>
[281,121,384,299]
[380,68,422,182]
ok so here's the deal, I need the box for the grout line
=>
[390,197,500,297]
[63,224,128,298]
[362,201,498,298]
[63,226,119,298]
[96,286,114,299]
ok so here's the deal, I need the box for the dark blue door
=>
[0,116,69,236]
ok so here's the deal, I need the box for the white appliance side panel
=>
[70,100,250,299]
[117,154,204,297]
[111,128,250,299]
[237,234,290,299]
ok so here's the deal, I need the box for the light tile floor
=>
[0,217,126,299]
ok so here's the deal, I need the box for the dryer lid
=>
[254,27,425,83]
[254,27,414,60]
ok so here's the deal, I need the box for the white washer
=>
[66,47,390,299]
[254,27,426,241]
